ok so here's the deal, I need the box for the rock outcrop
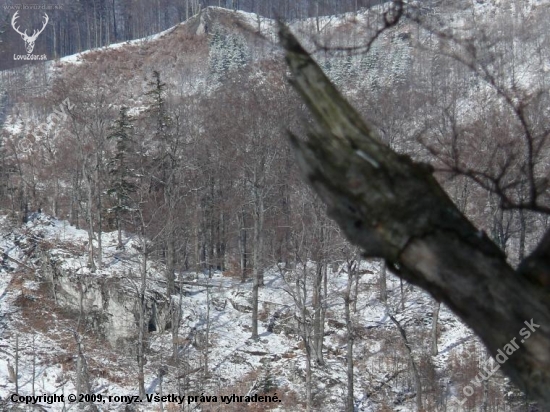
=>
[41,252,172,348]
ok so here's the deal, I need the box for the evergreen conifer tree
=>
[209,26,249,79]
[144,70,178,298]
[107,106,136,250]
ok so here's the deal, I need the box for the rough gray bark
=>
[344,258,356,412]
[279,23,550,407]
[431,301,440,356]
[251,175,265,340]
[312,261,324,365]
[379,260,387,304]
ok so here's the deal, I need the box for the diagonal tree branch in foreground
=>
[278,23,550,407]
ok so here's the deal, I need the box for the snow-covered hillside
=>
[1,1,549,410]
[0,213,491,411]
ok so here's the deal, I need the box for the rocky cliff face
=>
[40,250,172,348]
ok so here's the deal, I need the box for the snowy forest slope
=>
[0,0,550,410]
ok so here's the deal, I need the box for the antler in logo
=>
[11,11,49,54]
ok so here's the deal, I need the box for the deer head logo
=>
[11,11,49,54]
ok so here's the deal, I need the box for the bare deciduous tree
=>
[279,22,550,407]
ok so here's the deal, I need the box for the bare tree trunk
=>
[239,209,247,282]
[255,189,264,285]
[95,154,102,271]
[84,166,95,271]
[52,21,57,58]
[73,332,98,412]
[7,360,15,388]
[344,259,356,412]
[172,286,184,360]
[194,207,201,272]
[137,232,148,399]
[251,261,259,340]
[204,276,211,375]
[431,301,441,356]
[518,209,526,261]
[112,0,117,42]
[218,209,226,271]
[400,278,405,311]
[315,2,319,33]
[379,260,387,304]
[166,227,176,298]
[157,0,161,32]
[312,261,324,365]
[31,334,35,397]
[297,262,312,412]
[482,379,489,412]
[53,180,59,217]
[14,334,19,394]
[158,368,164,412]
[116,195,123,249]
[76,354,82,405]
[352,262,360,313]
[323,260,328,320]
[304,339,312,412]
[70,175,79,227]
[388,313,423,411]
[251,184,264,340]
[281,23,550,407]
